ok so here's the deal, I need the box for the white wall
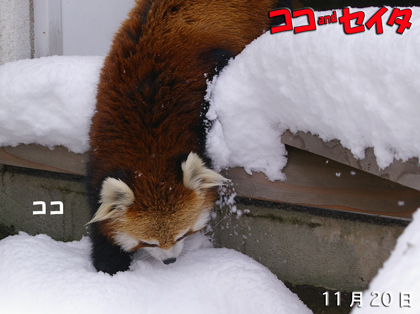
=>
[33,0,63,58]
[0,0,32,65]
[1,0,135,62]
[61,0,135,56]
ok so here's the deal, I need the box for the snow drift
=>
[0,232,311,314]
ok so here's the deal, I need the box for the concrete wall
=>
[0,0,32,65]
[0,165,90,241]
[210,198,407,291]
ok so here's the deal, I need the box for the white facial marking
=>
[193,210,210,231]
[114,232,139,251]
[175,228,190,242]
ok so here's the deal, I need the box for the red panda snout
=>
[163,258,177,265]
[143,241,185,264]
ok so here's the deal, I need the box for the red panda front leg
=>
[90,222,133,275]
[87,177,136,275]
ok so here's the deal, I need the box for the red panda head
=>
[87,152,225,264]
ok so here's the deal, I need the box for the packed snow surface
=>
[0,232,311,314]
[0,8,419,181]
[351,208,420,313]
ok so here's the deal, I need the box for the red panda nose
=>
[162,258,177,265]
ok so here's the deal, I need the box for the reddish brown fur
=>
[87,0,281,273]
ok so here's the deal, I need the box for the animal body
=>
[86,0,284,275]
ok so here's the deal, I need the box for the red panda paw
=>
[90,228,133,275]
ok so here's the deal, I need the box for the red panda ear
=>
[181,152,227,191]
[86,178,135,225]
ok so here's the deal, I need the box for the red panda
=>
[86,0,285,274]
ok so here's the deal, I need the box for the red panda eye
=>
[140,241,158,248]
[176,229,195,242]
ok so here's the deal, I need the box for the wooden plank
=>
[282,130,420,191]
[223,146,420,219]
[0,145,86,175]
[1,144,419,219]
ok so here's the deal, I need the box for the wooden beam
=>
[1,144,419,219]
[223,146,420,219]
[0,145,86,175]
[282,130,420,191]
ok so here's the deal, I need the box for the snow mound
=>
[0,55,104,153]
[0,232,312,314]
[351,208,420,313]
[206,7,420,181]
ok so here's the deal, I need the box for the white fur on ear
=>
[182,152,226,191]
[87,177,134,225]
